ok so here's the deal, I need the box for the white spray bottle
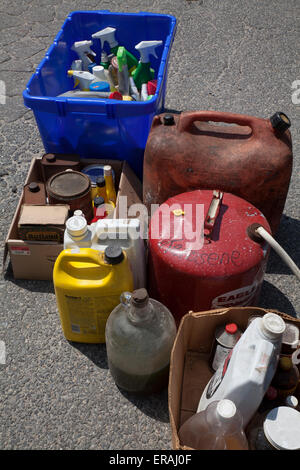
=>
[132,40,163,90]
[71,40,96,71]
[67,70,95,91]
[92,27,138,71]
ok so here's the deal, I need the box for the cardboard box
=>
[18,204,70,242]
[168,306,300,450]
[4,156,143,280]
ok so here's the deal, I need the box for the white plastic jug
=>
[91,218,146,289]
[63,215,93,249]
[197,313,286,427]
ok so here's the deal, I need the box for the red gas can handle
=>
[177,110,259,135]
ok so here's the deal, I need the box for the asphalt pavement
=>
[0,0,299,450]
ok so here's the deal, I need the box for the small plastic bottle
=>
[271,356,300,398]
[63,215,92,249]
[178,400,249,450]
[73,210,85,218]
[105,288,177,394]
[104,165,117,205]
[95,176,107,202]
[91,197,107,223]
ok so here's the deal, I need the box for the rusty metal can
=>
[46,170,93,222]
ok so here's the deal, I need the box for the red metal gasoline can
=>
[148,189,271,325]
[143,111,292,234]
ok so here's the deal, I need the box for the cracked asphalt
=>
[0,0,299,450]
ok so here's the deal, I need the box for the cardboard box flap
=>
[18,204,70,226]
[169,307,300,450]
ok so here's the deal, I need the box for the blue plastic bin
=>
[23,10,177,179]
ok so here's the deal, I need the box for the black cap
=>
[104,245,124,265]
[28,182,40,193]
[270,112,291,132]
[131,288,149,307]
[45,154,56,163]
[94,196,105,207]
[96,176,105,187]
[163,114,175,126]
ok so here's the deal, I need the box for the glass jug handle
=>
[120,291,132,307]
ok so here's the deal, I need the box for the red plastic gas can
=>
[148,190,271,325]
[143,111,292,234]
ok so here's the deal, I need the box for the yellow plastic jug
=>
[53,246,134,343]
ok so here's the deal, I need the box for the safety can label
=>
[211,281,260,308]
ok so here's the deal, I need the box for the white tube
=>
[255,226,300,280]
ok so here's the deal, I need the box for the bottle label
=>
[211,281,260,308]
[212,344,231,371]
[206,350,233,399]
[65,294,120,341]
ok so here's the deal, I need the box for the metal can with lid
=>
[210,323,242,371]
[46,170,93,222]
[253,407,300,450]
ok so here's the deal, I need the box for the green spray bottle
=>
[132,40,163,91]
[92,27,138,72]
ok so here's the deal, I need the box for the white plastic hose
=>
[255,226,300,281]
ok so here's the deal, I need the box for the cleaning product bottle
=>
[271,356,300,398]
[71,59,82,71]
[132,40,163,90]
[141,83,148,101]
[198,313,286,427]
[67,70,95,91]
[105,288,176,394]
[71,40,96,71]
[92,65,110,85]
[91,197,107,223]
[63,215,92,249]
[91,218,146,289]
[53,246,134,343]
[117,46,130,96]
[104,165,117,205]
[129,77,140,101]
[92,27,138,71]
[91,176,107,203]
[178,400,249,450]
[100,51,109,69]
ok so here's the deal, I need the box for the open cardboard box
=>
[168,306,300,450]
[3,155,143,280]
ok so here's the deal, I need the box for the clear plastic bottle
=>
[178,400,249,450]
[105,288,177,394]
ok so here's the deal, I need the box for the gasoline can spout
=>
[204,190,223,238]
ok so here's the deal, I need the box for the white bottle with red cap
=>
[210,322,242,371]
